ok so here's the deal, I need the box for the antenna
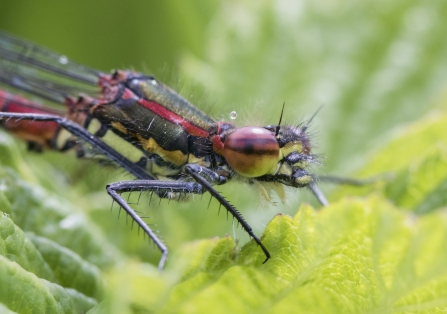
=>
[275,102,285,137]
[302,104,324,132]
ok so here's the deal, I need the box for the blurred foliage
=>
[1,0,447,313]
[180,0,447,173]
[0,0,217,75]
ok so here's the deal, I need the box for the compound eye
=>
[223,126,280,177]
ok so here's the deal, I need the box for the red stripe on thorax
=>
[138,98,209,137]
[211,122,226,156]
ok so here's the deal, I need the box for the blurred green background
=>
[1,0,447,267]
[0,0,216,76]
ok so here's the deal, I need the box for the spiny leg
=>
[107,180,204,270]
[313,174,388,206]
[0,112,173,267]
[318,174,388,186]
[0,112,152,180]
[1,113,271,266]
[308,183,329,207]
[184,164,271,263]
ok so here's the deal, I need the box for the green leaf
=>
[0,149,116,313]
[100,198,447,313]
[26,233,104,299]
[0,214,98,313]
[0,167,123,268]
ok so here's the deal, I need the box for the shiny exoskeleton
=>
[0,31,327,269]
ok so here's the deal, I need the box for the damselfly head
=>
[215,120,317,189]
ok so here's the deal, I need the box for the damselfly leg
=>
[0,111,150,178]
[0,111,271,269]
[107,168,270,269]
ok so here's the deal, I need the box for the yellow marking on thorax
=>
[138,135,188,166]
[281,142,303,157]
[187,154,209,167]
[277,163,292,176]
[110,121,129,134]
[109,121,209,168]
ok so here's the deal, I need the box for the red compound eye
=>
[223,126,280,177]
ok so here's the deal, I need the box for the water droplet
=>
[59,55,68,64]
[230,111,237,120]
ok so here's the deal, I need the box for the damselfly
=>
[0,32,328,269]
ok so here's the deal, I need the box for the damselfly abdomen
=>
[0,31,327,269]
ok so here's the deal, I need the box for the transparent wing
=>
[0,31,101,103]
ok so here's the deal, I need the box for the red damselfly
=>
[0,31,329,269]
